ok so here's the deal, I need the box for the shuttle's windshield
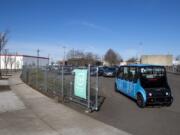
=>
[140,67,167,88]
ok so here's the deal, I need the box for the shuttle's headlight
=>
[149,93,152,97]
[165,92,169,96]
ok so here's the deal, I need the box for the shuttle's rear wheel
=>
[137,93,145,108]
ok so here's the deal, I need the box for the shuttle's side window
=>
[129,67,137,82]
[118,67,123,78]
[123,67,129,80]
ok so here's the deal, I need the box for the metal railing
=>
[21,65,103,112]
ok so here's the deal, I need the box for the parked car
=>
[103,67,116,77]
[98,66,104,76]
[90,66,105,76]
[90,67,97,76]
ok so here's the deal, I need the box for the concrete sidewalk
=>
[0,73,131,135]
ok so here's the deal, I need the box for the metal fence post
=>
[36,67,38,89]
[24,67,27,83]
[44,68,47,92]
[27,68,29,84]
[87,64,91,110]
[70,81,73,100]
[95,66,99,111]
[27,68,30,85]
[61,66,64,102]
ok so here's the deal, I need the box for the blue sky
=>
[0,0,180,61]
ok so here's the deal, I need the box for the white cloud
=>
[81,21,110,32]
[68,20,111,32]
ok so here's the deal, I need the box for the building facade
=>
[141,55,173,66]
[0,55,49,70]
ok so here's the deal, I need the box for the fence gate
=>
[62,65,102,112]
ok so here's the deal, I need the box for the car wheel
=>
[137,93,145,108]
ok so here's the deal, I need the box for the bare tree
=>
[127,57,137,63]
[0,31,8,77]
[66,49,101,66]
[3,49,10,75]
[104,49,123,66]
[85,52,94,60]
[66,49,75,59]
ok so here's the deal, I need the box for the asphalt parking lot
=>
[91,73,180,135]
[66,73,180,135]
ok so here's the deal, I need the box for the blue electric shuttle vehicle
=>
[115,64,173,108]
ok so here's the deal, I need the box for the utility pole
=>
[62,46,66,65]
[37,49,40,68]
[73,48,75,59]
[48,54,50,66]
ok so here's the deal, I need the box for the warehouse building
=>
[141,55,173,66]
[0,54,49,70]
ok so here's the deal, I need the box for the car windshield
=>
[105,68,115,72]
[140,66,167,88]
[91,68,97,72]
[98,67,104,71]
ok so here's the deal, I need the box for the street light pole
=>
[37,49,40,68]
[63,46,66,65]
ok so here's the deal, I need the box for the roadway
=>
[66,73,180,135]
[90,73,180,135]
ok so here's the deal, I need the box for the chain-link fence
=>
[21,65,103,112]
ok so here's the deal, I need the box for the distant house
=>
[120,61,127,66]
[103,60,110,66]
[0,54,49,70]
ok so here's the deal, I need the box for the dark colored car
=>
[103,67,116,77]
[90,67,104,76]
[98,67,104,76]
[90,67,97,76]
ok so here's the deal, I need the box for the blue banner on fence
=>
[74,69,88,99]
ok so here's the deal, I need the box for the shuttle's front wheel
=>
[137,93,145,108]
